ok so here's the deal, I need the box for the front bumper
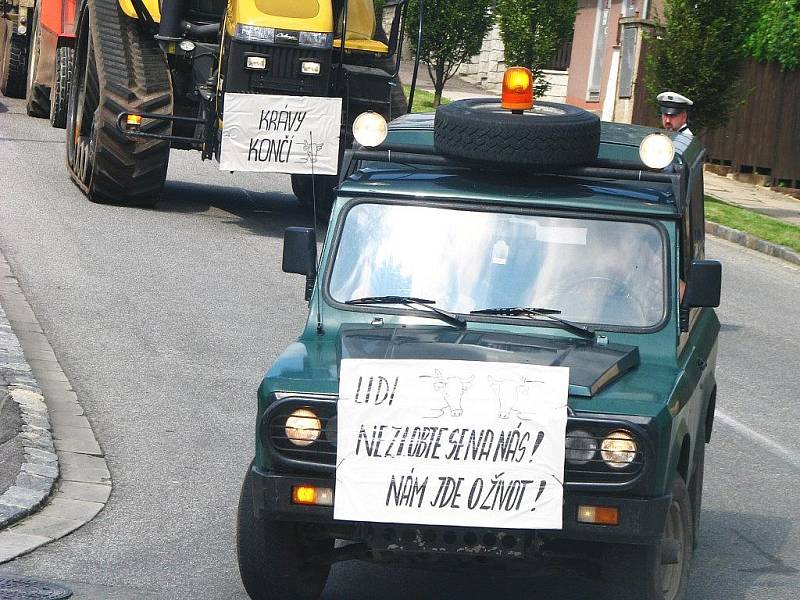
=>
[250,466,671,550]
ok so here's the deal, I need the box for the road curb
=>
[0,248,111,564]
[706,221,800,266]
[0,305,57,530]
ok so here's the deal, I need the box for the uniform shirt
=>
[678,124,693,138]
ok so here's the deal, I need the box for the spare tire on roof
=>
[434,99,601,168]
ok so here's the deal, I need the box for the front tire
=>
[50,46,74,128]
[66,0,172,206]
[606,475,693,600]
[236,467,331,600]
[1,31,28,98]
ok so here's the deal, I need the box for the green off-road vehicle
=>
[236,72,721,600]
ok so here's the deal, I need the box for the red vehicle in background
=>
[0,0,77,127]
[25,0,77,126]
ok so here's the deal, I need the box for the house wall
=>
[567,0,623,111]
[566,0,664,115]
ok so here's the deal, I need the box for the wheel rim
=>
[469,100,570,118]
[660,498,686,600]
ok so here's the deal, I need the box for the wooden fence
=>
[632,54,800,186]
[703,60,800,187]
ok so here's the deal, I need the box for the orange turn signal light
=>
[126,114,143,129]
[291,485,334,506]
[577,505,620,526]
[501,67,534,111]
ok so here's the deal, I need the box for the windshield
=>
[329,203,667,328]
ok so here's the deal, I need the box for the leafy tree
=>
[407,0,494,106]
[646,0,759,133]
[746,0,800,70]
[496,0,577,97]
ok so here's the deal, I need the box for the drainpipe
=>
[642,0,651,19]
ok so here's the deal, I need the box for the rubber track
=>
[2,33,28,98]
[78,0,172,206]
[50,46,73,128]
[434,100,600,168]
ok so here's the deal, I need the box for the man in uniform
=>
[657,91,693,137]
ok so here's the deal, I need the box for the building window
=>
[587,0,611,102]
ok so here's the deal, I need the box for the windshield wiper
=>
[345,296,467,329]
[470,306,594,339]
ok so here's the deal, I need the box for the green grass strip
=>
[404,85,451,113]
[705,196,800,253]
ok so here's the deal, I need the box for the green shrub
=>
[746,0,800,70]
[646,0,759,133]
[407,0,494,106]
[496,0,577,97]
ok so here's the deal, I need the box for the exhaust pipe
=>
[156,0,186,42]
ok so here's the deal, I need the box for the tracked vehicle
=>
[65,0,420,208]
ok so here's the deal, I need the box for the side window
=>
[691,169,706,261]
[681,168,705,280]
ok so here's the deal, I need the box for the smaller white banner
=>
[334,359,569,530]
[219,93,342,174]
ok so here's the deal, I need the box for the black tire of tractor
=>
[1,32,28,98]
[291,174,336,218]
[66,0,172,207]
[236,466,331,600]
[49,46,73,128]
[26,3,50,118]
[388,76,407,120]
[434,99,601,168]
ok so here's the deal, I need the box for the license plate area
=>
[357,523,536,558]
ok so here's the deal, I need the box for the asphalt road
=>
[1,94,799,600]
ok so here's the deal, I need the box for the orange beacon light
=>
[501,67,534,112]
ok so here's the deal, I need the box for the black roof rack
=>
[340,143,688,211]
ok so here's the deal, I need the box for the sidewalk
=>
[0,299,57,530]
[399,60,497,101]
[703,171,800,227]
[0,247,111,564]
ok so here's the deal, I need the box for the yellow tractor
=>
[66,0,421,210]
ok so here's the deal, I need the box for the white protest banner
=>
[219,93,342,174]
[334,359,569,530]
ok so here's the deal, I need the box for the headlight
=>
[301,61,322,75]
[285,408,322,447]
[353,111,388,148]
[235,24,275,44]
[299,31,332,48]
[565,429,598,465]
[639,133,675,170]
[246,55,268,70]
[600,430,638,469]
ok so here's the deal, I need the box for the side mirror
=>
[683,260,722,309]
[282,227,317,301]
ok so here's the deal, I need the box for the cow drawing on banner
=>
[488,376,546,420]
[419,370,474,418]
[298,130,326,166]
